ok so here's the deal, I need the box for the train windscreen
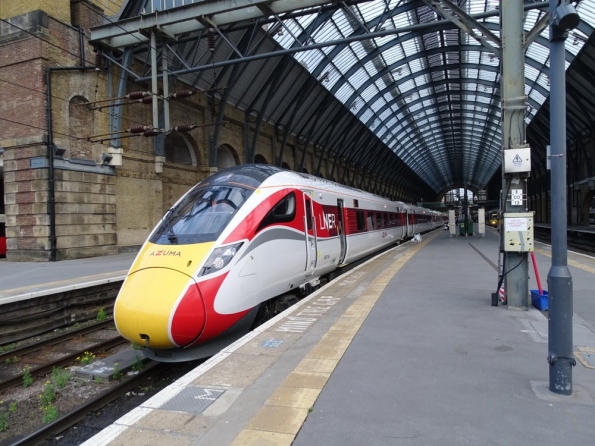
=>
[150,185,252,245]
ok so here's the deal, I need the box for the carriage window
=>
[376,212,383,228]
[257,192,296,232]
[356,211,365,231]
[383,212,390,227]
[367,212,375,229]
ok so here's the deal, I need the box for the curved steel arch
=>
[91,0,595,198]
[385,106,502,154]
[347,62,500,117]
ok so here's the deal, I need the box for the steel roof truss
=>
[91,0,337,48]
[422,0,501,58]
[524,11,549,49]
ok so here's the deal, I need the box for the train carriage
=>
[114,165,438,361]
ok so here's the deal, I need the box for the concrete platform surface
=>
[64,227,595,445]
[0,252,136,300]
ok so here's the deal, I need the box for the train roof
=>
[197,164,283,190]
[201,164,391,201]
[198,165,448,215]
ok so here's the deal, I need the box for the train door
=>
[405,209,410,237]
[337,199,347,264]
[397,207,405,240]
[303,191,317,276]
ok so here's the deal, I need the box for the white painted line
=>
[79,424,128,446]
[0,275,126,305]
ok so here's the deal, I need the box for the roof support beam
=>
[421,0,501,58]
[91,0,337,48]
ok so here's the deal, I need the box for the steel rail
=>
[11,361,163,446]
[0,337,126,393]
[0,320,115,363]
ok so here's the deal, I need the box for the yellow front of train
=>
[113,177,255,351]
[114,242,214,349]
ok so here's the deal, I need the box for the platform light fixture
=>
[53,145,66,158]
[101,153,113,165]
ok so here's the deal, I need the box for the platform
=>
[0,252,136,304]
[77,227,595,446]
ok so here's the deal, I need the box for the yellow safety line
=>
[534,247,595,275]
[231,232,439,445]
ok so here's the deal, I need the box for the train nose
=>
[114,268,206,349]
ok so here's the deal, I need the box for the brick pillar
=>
[2,135,52,261]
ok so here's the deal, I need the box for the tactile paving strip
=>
[581,352,595,367]
[160,387,225,413]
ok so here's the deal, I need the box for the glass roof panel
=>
[383,45,406,65]
[349,67,371,90]
[374,34,400,47]
[370,96,387,113]
[258,0,595,191]
[294,49,325,72]
[333,48,357,74]
[296,12,317,29]
[311,18,341,42]
[360,108,375,123]
[335,83,356,104]
[526,42,550,66]
[358,0,385,21]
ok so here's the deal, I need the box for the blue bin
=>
[531,289,548,311]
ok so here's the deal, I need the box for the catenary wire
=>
[0,76,155,131]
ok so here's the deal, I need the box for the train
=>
[114,164,444,361]
[487,210,500,228]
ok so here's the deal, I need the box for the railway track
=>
[11,361,163,446]
[534,225,595,255]
[0,321,202,445]
[0,321,125,393]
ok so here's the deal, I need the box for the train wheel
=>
[274,292,300,313]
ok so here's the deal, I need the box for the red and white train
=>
[114,164,443,361]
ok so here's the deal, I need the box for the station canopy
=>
[91,0,595,199]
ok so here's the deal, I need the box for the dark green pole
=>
[547,0,579,395]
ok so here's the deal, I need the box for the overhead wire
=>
[0,2,343,170]
[0,116,86,142]
[0,9,153,149]
[0,77,155,136]
[0,77,162,156]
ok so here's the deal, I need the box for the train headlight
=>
[199,242,244,276]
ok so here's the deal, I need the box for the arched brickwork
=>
[68,95,94,159]
[217,144,239,169]
[164,131,198,166]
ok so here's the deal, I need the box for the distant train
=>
[487,210,500,228]
[114,165,444,361]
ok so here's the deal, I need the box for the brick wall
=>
[0,3,341,260]
[0,7,118,260]
[2,136,51,260]
[70,0,104,30]
[0,0,71,22]
[54,168,117,259]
